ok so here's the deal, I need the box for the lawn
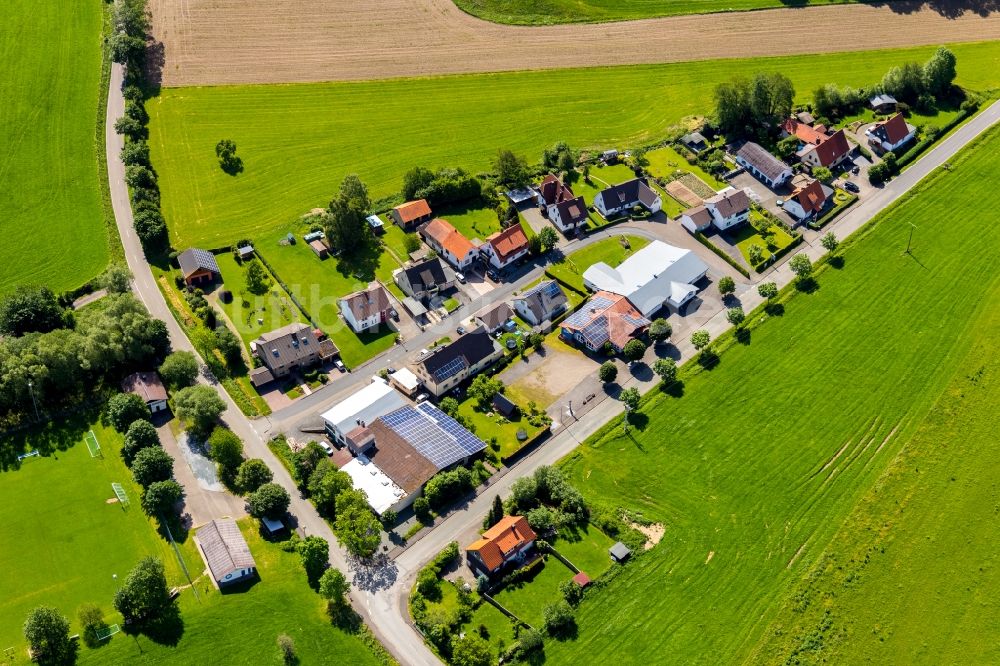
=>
[77,521,385,666]
[547,235,650,293]
[214,252,303,347]
[0,416,190,658]
[452,0,852,25]
[728,214,798,267]
[0,0,111,295]
[554,524,616,579]
[645,145,726,190]
[147,40,1000,248]
[492,555,576,628]
[541,126,1000,663]
[456,396,544,459]
[563,163,637,206]
[435,202,503,241]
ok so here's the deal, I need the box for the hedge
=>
[808,193,858,231]
[751,235,803,273]
[692,232,751,278]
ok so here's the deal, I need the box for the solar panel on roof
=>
[432,356,467,382]
[379,404,486,470]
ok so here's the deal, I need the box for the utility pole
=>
[904,222,917,255]
[27,380,39,421]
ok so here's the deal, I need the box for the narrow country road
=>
[105,63,440,665]
[108,51,1000,664]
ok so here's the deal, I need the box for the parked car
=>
[318,440,334,456]
[389,308,399,321]
[416,393,430,403]
[852,166,860,175]
[456,326,466,335]
[776,198,784,207]
[334,359,346,372]
[843,181,861,194]
[486,268,500,282]
[455,272,466,283]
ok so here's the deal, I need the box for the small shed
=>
[261,516,285,536]
[249,366,275,388]
[196,519,257,587]
[366,214,386,235]
[680,132,708,153]
[870,94,898,113]
[303,230,325,243]
[609,541,631,563]
[572,571,591,588]
[492,393,519,419]
[309,239,329,259]
[237,245,254,260]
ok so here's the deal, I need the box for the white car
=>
[318,440,334,456]
[455,272,466,283]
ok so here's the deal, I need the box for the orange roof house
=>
[781,118,828,146]
[466,515,538,576]
[483,224,529,269]
[789,179,828,216]
[420,218,478,269]
[390,199,433,230]
[560,291,650,352]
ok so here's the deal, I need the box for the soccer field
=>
[0,419,185,655]
[545,126,1000,663]
[147,40,1000,248]
[0,0,111,295]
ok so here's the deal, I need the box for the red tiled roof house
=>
[466,515,538,577]
[480,224,529,270]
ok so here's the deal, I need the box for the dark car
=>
[843,181,861,194]
[486,268,500,282]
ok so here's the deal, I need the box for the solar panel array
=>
[562,293,615,329]
[432,355,468,382]
[189,248,219,272]
[580,315,610,349]
[379,403,486,470]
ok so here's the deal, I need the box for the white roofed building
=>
[341,456,408,515]
[320,378,408,445]
[582,240,709,316]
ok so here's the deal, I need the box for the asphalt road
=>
[107,56,1000,665]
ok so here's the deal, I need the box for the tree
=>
[214,325,243,367]
[821,231,839,253]
[208,426,244,474]
[106,392,150,433]
[173,385,226,438]
[78,602,107,648]
[297,535,330,586]
[0,285,65,337]
[110,31,147,65]
[623,338,646,362]
[527,234,543,256]
[113,557,171,626]
[132,446,174,487]
[811,166,833,184]
[277,634,296,665]
[923,46,957,98]
[292,441,327,484]
[308,460,353,519]
[141,479,184,516]
[750,72,795,129]
[789,254,813,280]
[715,72,793,136]
[133,206,168,252]
[691,330,711,350]
[538,227,558,252]
[529,332,544,349]
[748,243,764,266]
[120,140,150,167]
[100,264,133,294]
[757,281,779,300]
[484,494,504,530]
[776,135,800,160]
[714,77,754,137]
[115,115,145,140]
[726,307,745,327]
[467,374,503,410]
[23,607,71,665]
[244,260,270,295]
[414,496,432,523]
[401,166,435,201]
[542,600,576,637]
[653,358,678,384]
[560,578,585,606]
[336,489,381,558]
[403,233,422,254]
[122,419,160,466]
[248,483,290,520]
[493,149,530,188]
[451,634,492,666]
[881,61,925,104]
[620,387,641,413]
[439,396,460,416]
[648,318,672,344]
[598,361,618,383]
[125,164,157,190]
[324,175,372,254]
[215,139,241,174]
[717,275,736,297]
[518,628,544,655]
[318,567,350,610]
[235,459,273,493]
[159,351,199,390]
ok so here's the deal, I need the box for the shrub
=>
[106,392,150,433]
[691,330,711,350]
[542,600,576,637]
[159,351,199,390]
[648,318,672,343]
[622,338,646,362]
[717,275,736,296]
[757,282,779,300]
[78,603,106,648]
[277,634,296,665]
[726,307,745,327]
[248,483,291,520]
[598,361,618,383]
[789,254,813,280]
[414,496,432,523]
[235,458,273,493]
[122,419,160,466]
[653,357,677,384]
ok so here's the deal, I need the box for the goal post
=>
[111,483,129,509]
[85,430,102,458]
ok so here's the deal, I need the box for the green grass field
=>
[0,0,110,295]
[644,145,726,189]
[537,127,1000,663]
[0,418,189,659]
[452,0,852,24]
[77,522,385,666]
[547,235,649,292]
[147,41,1000,249]
[214,253,303,347]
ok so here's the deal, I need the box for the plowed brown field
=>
[150,0,1000,86]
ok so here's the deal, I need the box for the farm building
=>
[196,519,257,587]
[467,515,537,577]
[309,239,329,259]
[391,199,433,230]
[681,131,708,152]
[609,541,631,563]
[735,142,793,188]
[870,94,898,113]
[366,214,386,235]
[121,371,169,413]
[582,240,709,316]
[177,248,220,286]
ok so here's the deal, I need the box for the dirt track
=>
[150,0,1000,86]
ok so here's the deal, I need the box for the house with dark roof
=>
[196,519,257,587]
[338,283,393,334]
[735,142,793,189]
[537,174,575,208]
[481,224,529,270]
[865,113,916,154]
[512,280,568,327]
[476,302,513,334]
[593,179,662,219]
[560,291,650,352]
[121,372,168,413]
[420,218,478,270]
[679,204,714,233]
[390,199,433,230]
[414,326,503,396]
[703,188,751,231]
[177,249,220,286]
[550,196,589,234]
[395,257,452,303]
[492,393,519,419]
[467,515,537,577]
[681,131,708,153]
[783,179,832,223]
[250,323,337,380]
[870,94,898,113]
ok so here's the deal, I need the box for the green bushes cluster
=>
[506,465,587,529]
